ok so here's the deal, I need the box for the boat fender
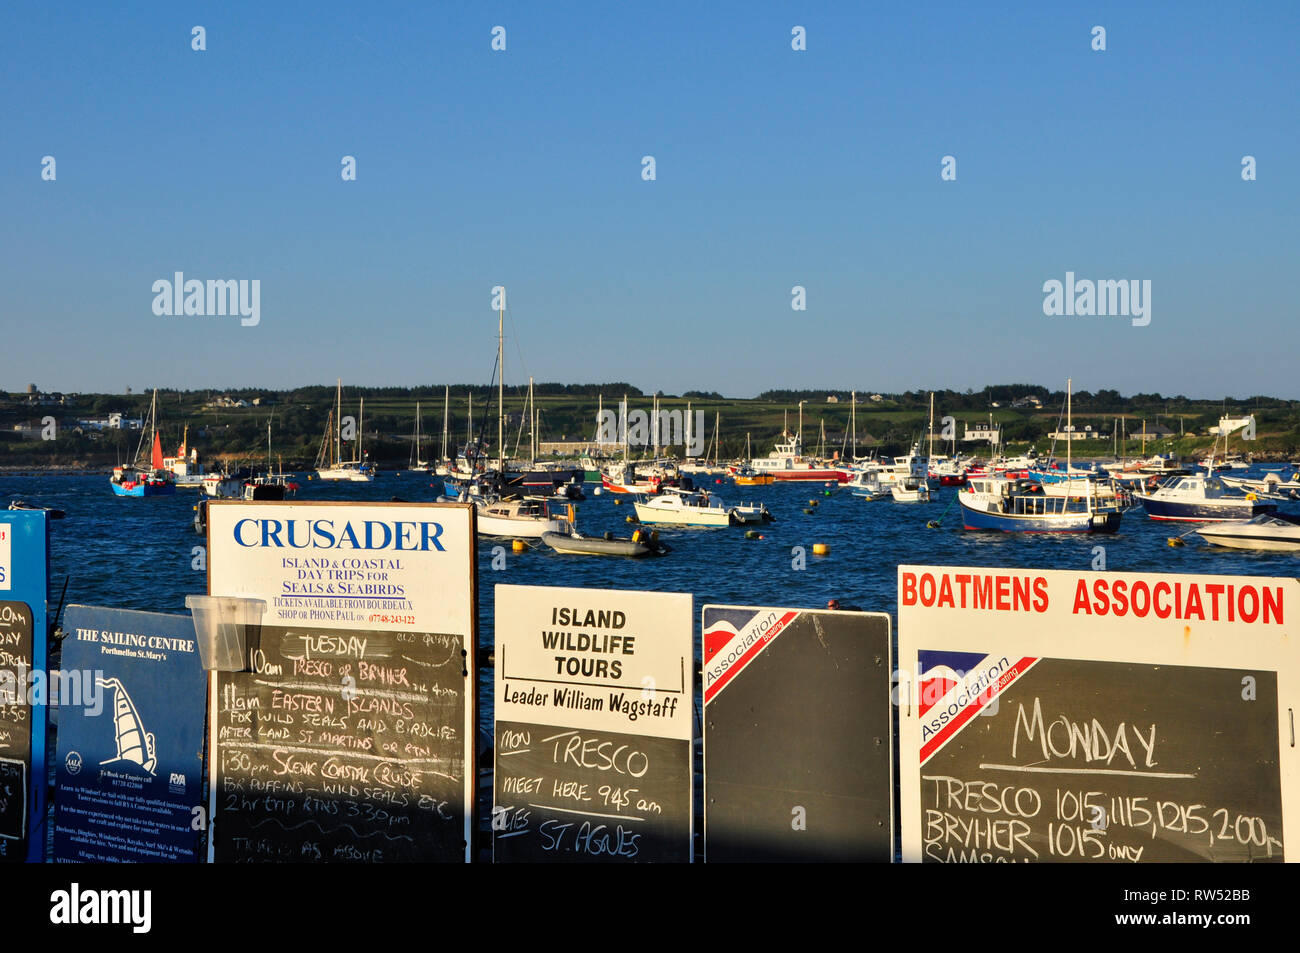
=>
[512,539,527,553]
[1246,493,1256,501]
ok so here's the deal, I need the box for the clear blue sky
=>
[2,1,1297,399]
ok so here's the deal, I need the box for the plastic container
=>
[185,595,267,671]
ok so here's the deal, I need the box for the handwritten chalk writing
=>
[924,776,1043,817]
[550,731,650,777]
[214,624,468,862]
[1012,697,1157,769]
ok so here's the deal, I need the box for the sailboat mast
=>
[358,397,365,464]
[498,296,505,474]
[652,394,659,458]
[442,386,449,463]
[528,377,535,466]
[1066,377,1072,479]
[928,392,935,462]
[685,400,691,460]
[851,391,856,460]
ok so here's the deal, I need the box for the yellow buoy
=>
[1167,537,1185,547]
[512,539,527,553]
[812,542,830,556]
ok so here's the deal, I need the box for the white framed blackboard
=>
[493,585,693,862]
[206,501,477,863]
[898,565,1300,863]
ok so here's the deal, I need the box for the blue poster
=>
[53,606,206,863]
[0,509,48,863]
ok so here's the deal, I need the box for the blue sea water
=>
[9,469,1299,723]
[9,470,1298,860]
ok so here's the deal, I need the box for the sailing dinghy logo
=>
[917,650,1038,765]
[95,677,157,776]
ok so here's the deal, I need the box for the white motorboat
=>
[202,471,244,498]
[1134,474,1276,522]
[890,476,931,503]
[729,501,774,524]
[475,497,571,538]
[848,468,890,500]
[633,489,732,527]
[1221,472,1300,499]
[1197,513,1300,551]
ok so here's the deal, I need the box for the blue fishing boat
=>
[958,475,1122,532]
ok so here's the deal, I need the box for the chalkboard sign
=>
[899,565,1300,863]
[701,606,893,862]
[212,625,469,862]
[53,606,207,863]
[494,720,691,861]
[207,502,476,863]
[0,510,48,863]
[494,585,694,863]
[917,654,1283,862]
[0,758,25,844]
[0,601,34,850]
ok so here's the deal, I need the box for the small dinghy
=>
[7,500,66,519]
[541,528,669,557]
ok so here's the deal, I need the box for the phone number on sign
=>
[368,614,416,625]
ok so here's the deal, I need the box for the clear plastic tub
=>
[185,595,266,671]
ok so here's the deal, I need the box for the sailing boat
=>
[315,380,375,481]
[110,389,176,497]
[408,401,430,473]
[95,677,157,775]
[435,387,452,476]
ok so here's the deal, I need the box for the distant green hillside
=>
[1,384,1295,469]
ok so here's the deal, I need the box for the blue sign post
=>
[53,606,207,863]
[0,510,49,863]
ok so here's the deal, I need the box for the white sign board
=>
[898,565,1300,864]
[206,501,476,863]
[493,584,693,862]
[0,522,10,591]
